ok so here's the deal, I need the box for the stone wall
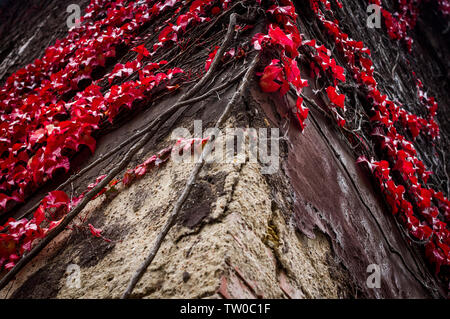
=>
[0,0,448,298]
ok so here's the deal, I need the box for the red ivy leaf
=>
[259,60,283,93]
[132,44,150,58]
[326,86,345,109]
[88,223,103,238]
[205,46,220,71]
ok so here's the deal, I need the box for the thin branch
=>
[175,13,237,102]
[121,52,260,299]
[164,1,245,68]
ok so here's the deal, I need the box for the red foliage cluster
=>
[253,1,309,130]
[302,39,347,127]
[254,1,348,129]
[0,191,70,270]
[439,0,450,15]
[308,0,449,274]
[0,0,232,215]
[369,0,450,52]
[303,39,346,85]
